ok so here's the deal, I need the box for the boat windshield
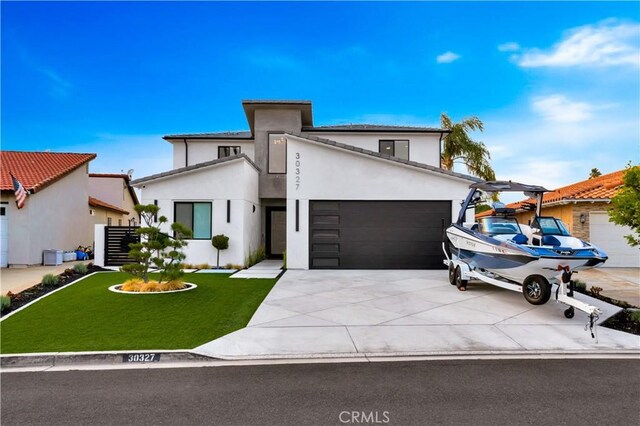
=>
[532,217,571,236]
[478,217,521,235]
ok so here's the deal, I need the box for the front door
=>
[266,207,286,259]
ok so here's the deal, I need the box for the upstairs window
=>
[269,134,287,174]
[379,140,409,161]
[218,146,241,158]
[174,202,212,239]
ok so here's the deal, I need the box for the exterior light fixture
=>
[580,213,586,224]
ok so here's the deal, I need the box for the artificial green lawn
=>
[0,272,278,354]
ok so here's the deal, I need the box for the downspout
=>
[184,138,189,167]
[438,132,444,168]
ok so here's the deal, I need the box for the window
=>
[268,134,287,173]
[107,217,112,226]
[218,146,241,158]
[118,219,122,226]
[174,202,212,239]
[379,140,409,160]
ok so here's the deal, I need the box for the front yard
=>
[0,272,278,354]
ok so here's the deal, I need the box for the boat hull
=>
[446,225,607,283]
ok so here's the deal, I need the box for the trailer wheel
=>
[522,275,551,305]
[448,264,456,285]
[455,266,468,291]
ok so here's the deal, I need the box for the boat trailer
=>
[442,244,601,338]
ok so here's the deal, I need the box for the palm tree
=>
[440,113,496,181]
[589,168,602,179]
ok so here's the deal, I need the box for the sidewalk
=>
[0,261,90,295]
[231,259,283,279]
[579,268,640,307]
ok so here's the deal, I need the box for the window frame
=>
[267,133,287,174]
[173,201,213,240]
[378,139,410,161]
[218,146,241,159]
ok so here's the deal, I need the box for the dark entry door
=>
[266,207,286,258]
[309,200,451,269]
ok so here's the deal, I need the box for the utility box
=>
[43,250,63,266]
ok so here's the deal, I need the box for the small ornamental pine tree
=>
[121,204,192,283]
[211,234,229,269]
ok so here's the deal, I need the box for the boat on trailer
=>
[443,181,608,334]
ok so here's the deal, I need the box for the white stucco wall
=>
[285,135,473,269]
[3,165,93,266]
[134,158,260,266]
[304,132,442,167]
[170,139,256,169]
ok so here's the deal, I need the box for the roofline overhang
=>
[303,127,451,134]
[242,100,313,134]
[162,134,254,141]
[285,132,482,184]
[130,154,260,187]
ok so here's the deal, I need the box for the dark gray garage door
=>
[309,201,451,269]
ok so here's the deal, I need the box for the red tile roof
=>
[1,151,96,193]
[88,196,130,215]
[476,169,629,218]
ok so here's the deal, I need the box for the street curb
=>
[0,350,215,369]
[2,348,638,371]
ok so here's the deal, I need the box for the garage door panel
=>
[309,200,451,269]
[590,212,640,268]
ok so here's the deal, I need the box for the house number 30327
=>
[295,152,301,190]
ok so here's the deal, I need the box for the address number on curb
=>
[122,353,161,363]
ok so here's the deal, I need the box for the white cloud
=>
[531,94,595,123]
[514,19,640,67]
[436,51,461,64]
[497,42,520,52]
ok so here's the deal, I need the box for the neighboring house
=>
[477,170,639,268]
[0,151,96,267]
[128,99,481,270]
[89,173,139,227]
[0,151,139,267]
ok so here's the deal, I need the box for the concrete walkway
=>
[195,270,640,359]
[231,259,283,279]
[1,261,90,295]
[579,268,639,307]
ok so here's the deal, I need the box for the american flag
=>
[11,174,29,209]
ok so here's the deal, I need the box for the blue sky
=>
[3,1,639,196]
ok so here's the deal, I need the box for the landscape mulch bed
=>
[1,264,110,317]
[573,285,640,336]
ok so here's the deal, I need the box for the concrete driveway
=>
[195,270,640,359]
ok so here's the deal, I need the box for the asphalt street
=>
[2,359,639,425]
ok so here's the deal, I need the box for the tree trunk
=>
[216,250,220,269]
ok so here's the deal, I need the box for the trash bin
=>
[43,250,63,266]
[63,251,77,262]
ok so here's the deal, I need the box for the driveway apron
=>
[194,270,640,358]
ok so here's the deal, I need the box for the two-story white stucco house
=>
[130,100,481,270]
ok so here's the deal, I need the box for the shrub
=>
[42,274,59,286]
[231,264,244,270]
[195,263,211,270]
[573,279,587,293]
[589,286,603,297]
[1,295,10,312]
[224,263,234,269]
[140,282,161,292]
[211,234,229,268]
[121,279,144,292]
[630,310,640,323]
[162,281,187,291]
[73,263,88,275]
